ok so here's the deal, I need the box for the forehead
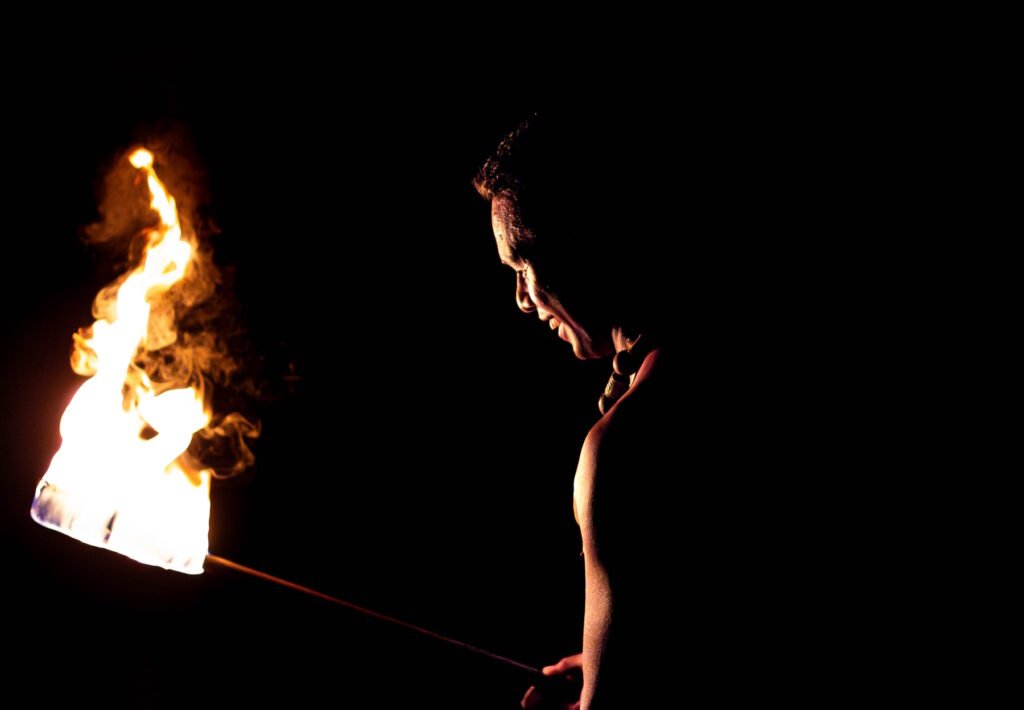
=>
[491,195,529,264]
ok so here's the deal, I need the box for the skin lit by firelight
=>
[490,194,631,359]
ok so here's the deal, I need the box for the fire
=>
[31,148,214,574]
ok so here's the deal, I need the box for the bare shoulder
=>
[573,349,668,535]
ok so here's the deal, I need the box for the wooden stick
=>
[205,553,544,677]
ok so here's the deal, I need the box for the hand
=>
[521,653,583,710]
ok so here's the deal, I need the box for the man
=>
[475,113,786,707]
[475,109,1011,707]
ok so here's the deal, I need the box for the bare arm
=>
[574,425,613,710]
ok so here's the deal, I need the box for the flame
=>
[31,148,213,574]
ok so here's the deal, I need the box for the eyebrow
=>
[501,244,527,267]
[497,252,524,268]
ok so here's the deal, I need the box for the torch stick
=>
[205,554,545,678]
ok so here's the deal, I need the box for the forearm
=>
[581,551,612,709]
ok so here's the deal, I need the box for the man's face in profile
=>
[491,194,614,360]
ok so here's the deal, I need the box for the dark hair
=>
[473,115,534,203]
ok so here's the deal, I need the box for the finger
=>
[543,653,584,675]
[542,661,571,675]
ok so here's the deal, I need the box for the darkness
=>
[1,18,1021,707]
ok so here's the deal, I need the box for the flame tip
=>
[129,148,154,168]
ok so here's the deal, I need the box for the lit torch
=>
[30,147,555,689]
[31,148,212,574]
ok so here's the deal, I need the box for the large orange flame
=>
[31,148,213,574]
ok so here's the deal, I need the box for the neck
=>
[633,346,661,384]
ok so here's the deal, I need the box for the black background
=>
[1,16,1020,707]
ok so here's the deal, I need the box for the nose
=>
[515,272,536,314]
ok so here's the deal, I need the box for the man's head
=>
[488,190,615,359]
[474,114,654,360]
[475,103,909,366]
[474,108,836,362]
